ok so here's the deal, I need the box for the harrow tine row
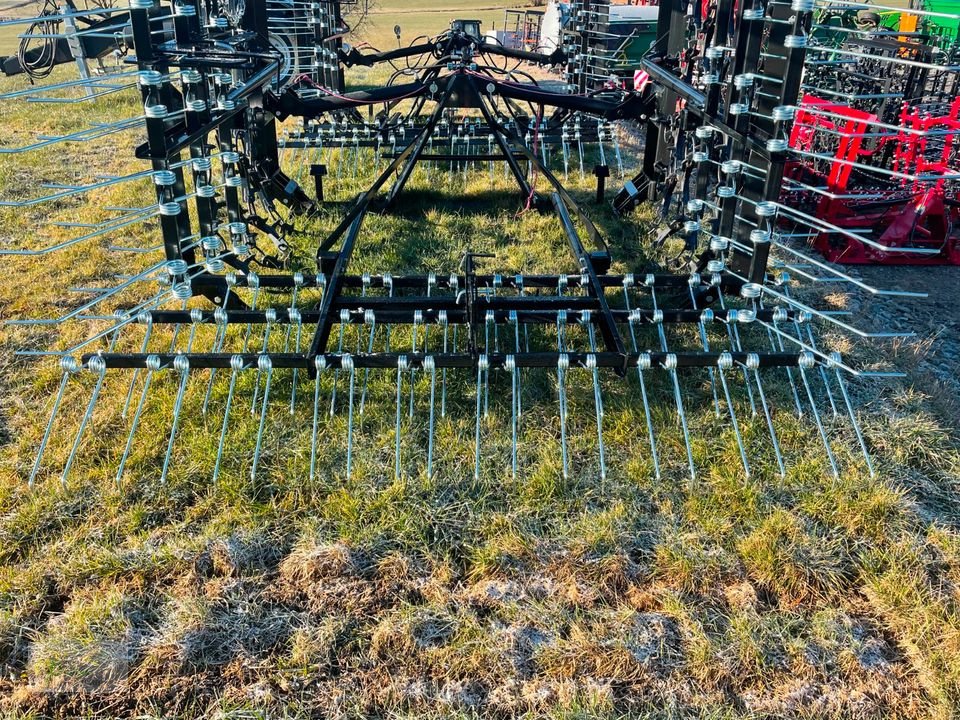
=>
[27,341,868,487]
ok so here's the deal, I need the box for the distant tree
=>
[343,0,379,34]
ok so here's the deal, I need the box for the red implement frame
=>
[784,93,960,264]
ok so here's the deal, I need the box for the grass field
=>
[0,1,959,719]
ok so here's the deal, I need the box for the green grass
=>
[0,2,959,719]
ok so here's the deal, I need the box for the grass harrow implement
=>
[0,0,926,486]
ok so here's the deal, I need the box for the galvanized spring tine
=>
[214,356,245,483]
[282,272,305,351]
[772,281,839,416]
[116,354,163,485]
[611,127,624,177]
[729,284,787,475]
[714,294,758,415]
[220,272,237,310]
[587,354,607,482]
[556,309,568,353]
[665,353,696,481]
[168,298,188,352]
[241,272,261,353]
[330,308,350,416]
[309,356,328,483]
[440,310,449,418]
[649,282,696,479]
[765,303,805,417]
[250,356,274,482]
[717,353,752,477]
[449,133,456,181]
[557,354,571,480]
[577,130,585,179]
[359,309,377,416]
[517,275,530,353]
[562,132,570,180]
[122,312,155,418]
[352,135,360,180]
[396,355,409,479]
[540,126,549,168]
[288,310,303,413]
[384,274,394,352]
[829,352,875,477]
[795,350,840,479]
[506,354,518,479]
[475,354,489,481]
[745,350,787,477]
[424,273,436,350]
[687,280,722,417]
[425,355,437,479]
[343,355,356,479]
[647,283,669,348]
[409,310,423,418]
[492,275,502,352]
[251,308,278,412]
[159,355,191,485]
[636,352,662,480]
[29,356,80,487]
[423,134,430,179]
[805,323,839,418]
[484,311,494,417]
[510,310,523,418]
[202,308,230,416]
[61,350,112,486]
[488,135,495,183]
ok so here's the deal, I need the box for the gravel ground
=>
[859,265,960,414]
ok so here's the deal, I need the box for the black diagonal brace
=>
[551,192,626,373]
